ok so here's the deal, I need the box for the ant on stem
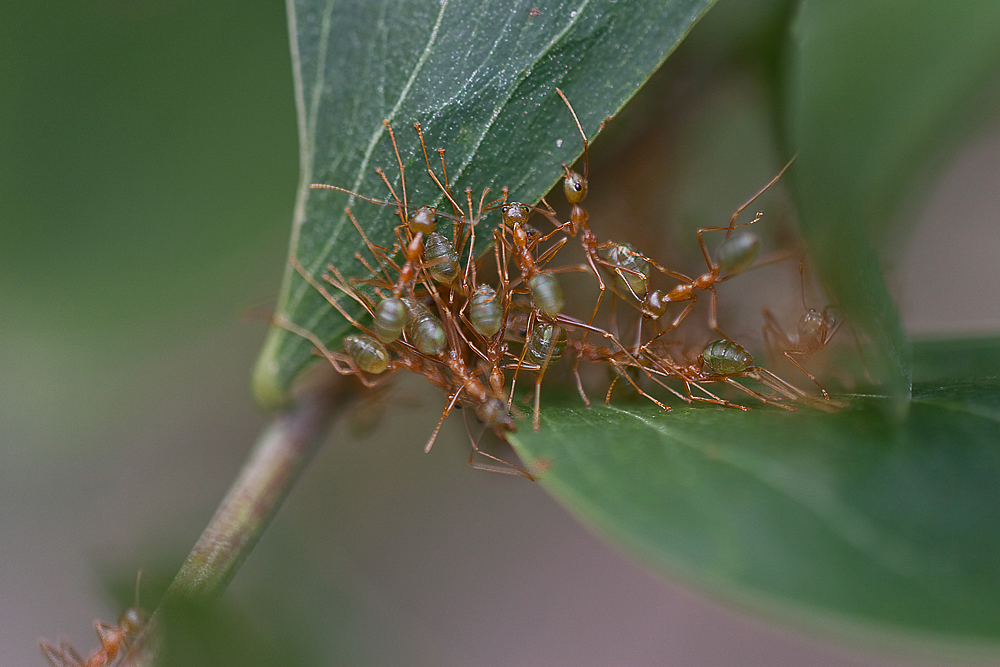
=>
[39,572,149,667]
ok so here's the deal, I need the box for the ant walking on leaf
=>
[762,262,845,401]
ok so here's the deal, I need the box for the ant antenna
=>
[724,156,797,238]
[555,87,589,181]
[133,570,143,610]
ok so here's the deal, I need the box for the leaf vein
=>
[606,406,936,586]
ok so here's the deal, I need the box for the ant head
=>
[409,206,438,235]
[562,165,587,204]
[502,202,530,227]
[119,607,149,634]
[797,309,828,340]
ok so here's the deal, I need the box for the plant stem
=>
[126,369,352,666]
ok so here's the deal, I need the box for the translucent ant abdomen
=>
[344,333,391,374]
[700,339,754,375]
[370,296,407,343]
[527,273,565,317]
[422,231,461,285]
[597,242,649,299]
[403,298,447,355]
[798,306,838,342]
[715,231,760,274]
[525,321,568,366]
[469,285,504,337]
[641,289,668,319]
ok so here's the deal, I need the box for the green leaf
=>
[252,0,717,407]
[912,336,1000,385]
[508,337,1000,651]
[784,1,1000,409]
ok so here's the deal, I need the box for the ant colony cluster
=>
[281,89,851,480]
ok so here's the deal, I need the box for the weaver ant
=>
[39,572,148,667]
[542,88,655,324]
[762,262,844,400]
[638,160,794,342]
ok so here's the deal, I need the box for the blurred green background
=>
[4,1,1000,665]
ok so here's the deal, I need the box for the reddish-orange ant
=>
[762,262,843,400]
[542,88,654,325]
[39,572,148,667]
[639,160,794,342]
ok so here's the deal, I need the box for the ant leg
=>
[761,308,790,365]
[534,236,570,265]
[413,122,464,216]
[757,365,846,411]
[507,310,537,412]
[39,640,83,667]
[707,288,731,339]
[680,379,732,408]
[608,280,621,341]
[462,413,536,479]
[469,454,534,478]
[554,314,682,406]
[572,357,591,406]
[605,372,620,405]
[608,360,670,412]
[632,354,693,404]
[639,300,696,354]
[723,158,794,237]
[645,256,694,283]
[289,255,373,326]
[582,249,609,327]
[784,350,831,400]
[380,121,409,214]
[425,388,464,453]
[724,377,796,410]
